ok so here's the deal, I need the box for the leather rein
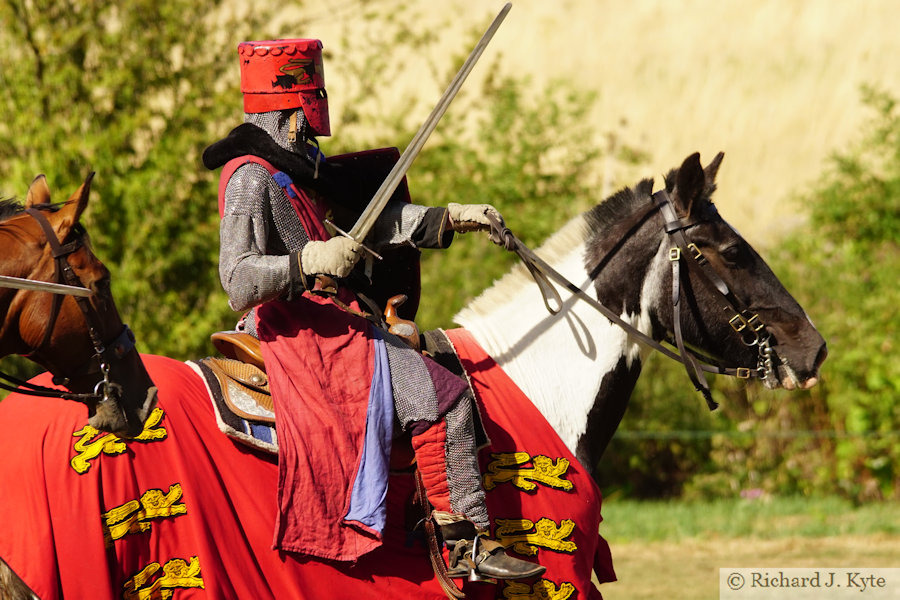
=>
[488,189,776,411]
[0,208,136,404]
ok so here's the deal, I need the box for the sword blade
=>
[347,2,512,241]
[0,275,94,297]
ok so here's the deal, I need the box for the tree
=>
[0,0,284,358]
[2,1,627,359]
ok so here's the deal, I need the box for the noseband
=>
[487,190,778,411]
[0,208,135,406]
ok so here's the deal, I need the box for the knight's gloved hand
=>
[298,236,362,279]
[447,202,505,234]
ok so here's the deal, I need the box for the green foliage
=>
[758,88,900,500]
[810,86,900,245]
[0,0,286,359]
[411,71,603,330]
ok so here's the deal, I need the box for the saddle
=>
[194,344,278,455]
[199,323,438,467]
[210,331,266,372]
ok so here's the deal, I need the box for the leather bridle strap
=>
[0,208,135,402]
[485,204,764,410]
[25,210,85,352]
[654,191,720,409]
[653,189,773,407]
[653,190,766,346]
[24,207,109,378]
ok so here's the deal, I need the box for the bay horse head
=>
[586,152,826,400]
[0,174,157,437]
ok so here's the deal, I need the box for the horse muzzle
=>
[88,384,158,438]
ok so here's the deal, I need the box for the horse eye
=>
[92,276,112,294]
[720,245,743,265]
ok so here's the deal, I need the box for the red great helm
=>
[238,39,331,137]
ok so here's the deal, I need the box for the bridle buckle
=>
[728,313,747,332]
[746,313,765,332]
[687,242,705,263]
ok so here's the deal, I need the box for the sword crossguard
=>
[324,220,383,261]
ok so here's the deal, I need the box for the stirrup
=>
[447,535,496,583]
[446,534,545,582]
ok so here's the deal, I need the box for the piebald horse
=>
[0,153,825,599]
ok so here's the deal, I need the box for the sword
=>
[343,2,512,244]
[0,275,94,297]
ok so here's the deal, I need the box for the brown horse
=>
[0,175,157,439]
[0,155,826,599]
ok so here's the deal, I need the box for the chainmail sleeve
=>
[370,201,452,251]
[219,162,308,312]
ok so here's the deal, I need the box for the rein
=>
[487,189,774,411]
[0,208,136,404]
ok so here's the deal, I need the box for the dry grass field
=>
[302,0,900,246]
[605,536,899,599]
[596,498,900,598]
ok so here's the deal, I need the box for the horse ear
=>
[25,175,51,207]
[672,152,705,217]
[49,172,94,239]
[704,152,725,187]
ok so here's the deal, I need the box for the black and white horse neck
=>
[455,213,673,473]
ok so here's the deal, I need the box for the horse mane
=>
[455,214,590,321]
[583,178,655,236]
[0,198,24,222]
[0,198,60,223]
[458,175,666,322]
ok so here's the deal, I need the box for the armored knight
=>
[202,38,544,581]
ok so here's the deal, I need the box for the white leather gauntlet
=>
[299,236,362,279]
[447,202,505,233]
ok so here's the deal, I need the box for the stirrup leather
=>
[447,534,499,582]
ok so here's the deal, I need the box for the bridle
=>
[0,208,136,405]
[653,189,774,409]
[487,188,778,411]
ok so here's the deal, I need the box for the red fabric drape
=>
[221,155,381,559]
[447,328,616,596]
[0,340,614,599]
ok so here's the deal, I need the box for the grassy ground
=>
[596,497,900,599]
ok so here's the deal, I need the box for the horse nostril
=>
[814,343,828,372]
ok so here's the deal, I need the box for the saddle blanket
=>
[0,333,615,599]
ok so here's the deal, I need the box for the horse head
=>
[0,174,157,437]
[586,152,827,395]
